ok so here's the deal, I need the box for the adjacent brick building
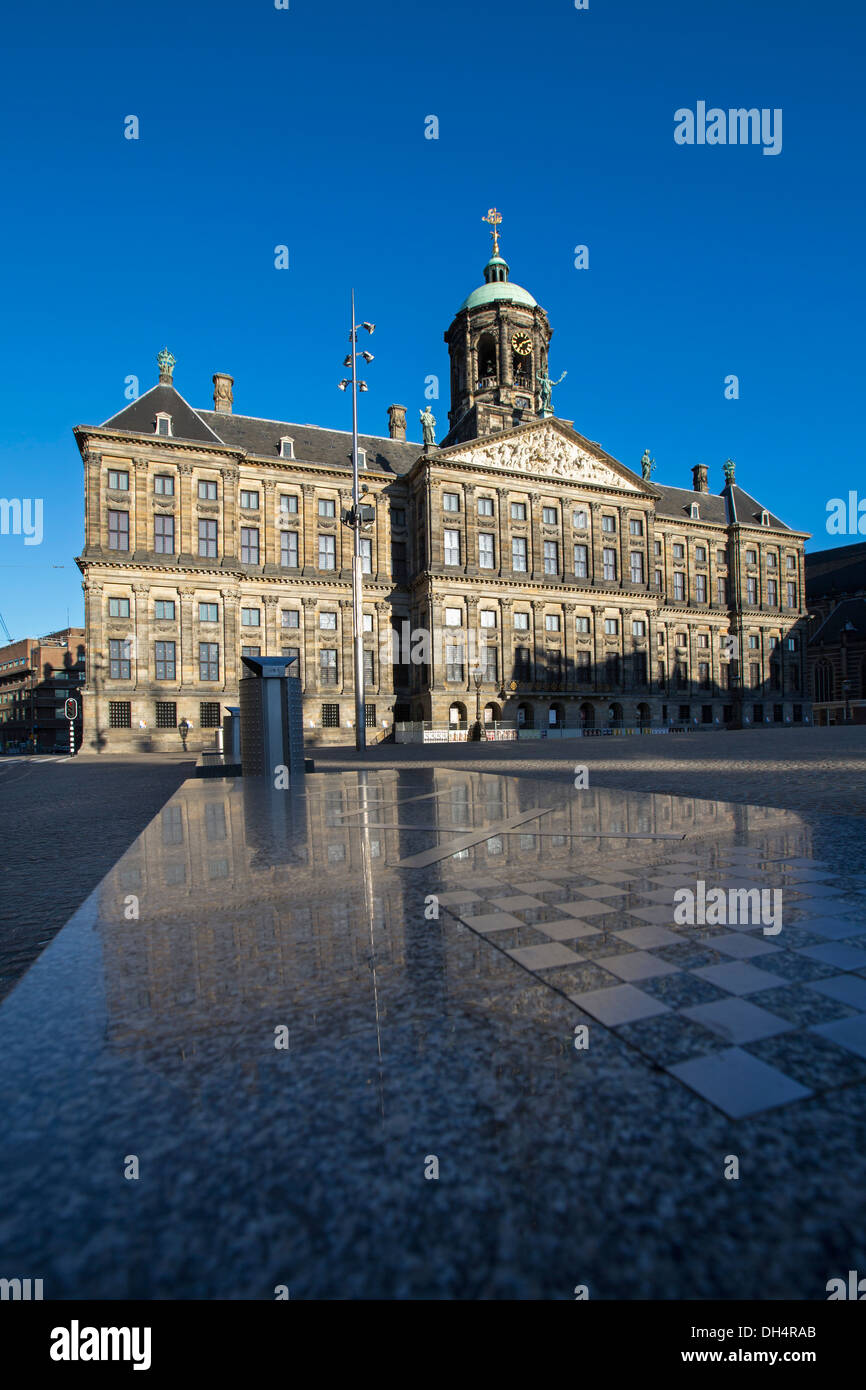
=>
[74,232,811,751]
[806,541,866,725]
[0,628,85,752]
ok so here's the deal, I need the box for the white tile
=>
[683,997,792,1044]
[568,984,670,1026]
[812,1015,866,1059]
[557,900,612,919]
[490,895,546,911]
[668,1047,811,1118]
[507,942,581,970]
[693,961,787,996]
[807,975,866,1009]
[595,951,680,982]
[461,912,525,933]
[614,924,682,949]
[798,942,866,970]
[796,916,866,941]
[711,933,782,960]
[536,919,603,941]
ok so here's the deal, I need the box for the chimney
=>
[388,403,407,441]
[692,463,708,494]
[213,373,234,414]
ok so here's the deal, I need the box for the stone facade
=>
[74,246,811,751]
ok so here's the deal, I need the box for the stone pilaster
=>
[178,464,195,558]
[529,490,543,581]
[302,596,318,692]
[134,461,149,554]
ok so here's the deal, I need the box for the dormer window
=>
[761,510,770,526]
[155,413,172,437]
[690,502,700,519]
[279,437,294,459]
[357,448,367,469]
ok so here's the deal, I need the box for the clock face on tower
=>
[511,331,532,357]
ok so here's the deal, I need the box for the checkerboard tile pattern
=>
[445,854,866,1118]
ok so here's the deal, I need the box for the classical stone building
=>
[806,541,866,725]
[75,227,811,750]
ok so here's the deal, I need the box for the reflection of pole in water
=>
[357,771,385,1125]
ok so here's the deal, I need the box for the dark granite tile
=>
[745,1032,866,1091]
[639,971,729,1009]
[747,984,859,1027]
[616,1014,728,1067]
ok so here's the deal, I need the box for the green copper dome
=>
[458,254,538,312]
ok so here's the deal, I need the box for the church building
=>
[74,218,811,750]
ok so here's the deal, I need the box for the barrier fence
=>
[394,721,697,745]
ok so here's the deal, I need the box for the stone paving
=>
[314,725,866,818]
[0,753,194,1001]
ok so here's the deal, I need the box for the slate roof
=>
[810,597,866,644]
[805,542,866,600]
[196,411,422,477]
[653,483,793,531]
[100,385,224,445]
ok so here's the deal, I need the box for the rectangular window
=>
[242,645,261,658]
[673,543,685,560]
[576,616,590,633]
[109,638,132,680]
[240,527,259,564]
[698,661,710,689]
[750,662,761,688]
[573,509,588,529]
[695,545,707,563]
[479,532,495,568]
[604,618,619,635]
[673,572,685,601]
[198,479,218,501]
[545,614,561,632]
[632,619,646,637]
[241,608,261,627]
[445,642,464,682]
[282,646,300,671]
[200,702,221,728]
[511,501,527,521]
[280,494,298,514]
[442,492,460,512]
[198,519,218,558]
[364,703,376,728]
[603,547,617,581]
[480,610,496,629]
[108,510,129,551]
[319,649,338,684]
[319,534,336,569]
[695,573,707,603]
[154,643,176,680]
[108,597,130,618]
[281,609,299,629]
[444,607,462,626]
[513,612,529,631]
[655,568,663,590]
[786,554,797,570]
[697,633,709,648]
[444,528,461,565]
[109,701,131,728]
[602,515,616,533]
[515,646,531,679]
[576,650,591,680]
[360,537,372,574]
[629,518,644,536]
[392,506,407,525]
[654,540,662,557]
[154,513,175,554]
[240,490,259,510]
[483,647,498,683]
[478,497,494,517]
[629,551,644,583]
[155,700,176,728]
[199,643,219,681]
[767,579,778,606]
[363,649,375,686]
[542,506,557,525]
[154,474,174,496]
[279,530,298,568]
[318,498,336,518]
[747,576,758,604]
[362,614,373,632]
[155,599,176,621]
[717,576,728,605]
[107,469,129,491]
[574,544,588,578]
[543,541,558,575]
[392,540,407,581]
[319,612,337,630]
[199,602,218,622]
[786,582,797,608]
[746,548,757,565]
[321,704,340,728]
[508,533,528,572]
[717,549,727,566]
[767,552,777,568]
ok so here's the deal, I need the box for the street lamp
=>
[472,667,483,741]
[339,293,375,754]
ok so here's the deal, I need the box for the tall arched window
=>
[814,659,833,703]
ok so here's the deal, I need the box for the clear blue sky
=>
[1,0,863,639]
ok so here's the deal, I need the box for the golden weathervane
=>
[482,207,502,257]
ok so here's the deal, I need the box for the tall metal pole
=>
[350,289,366,754]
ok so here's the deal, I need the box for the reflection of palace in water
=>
[97,771,811,1057]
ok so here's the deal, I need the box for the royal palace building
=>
[75,225,812,751]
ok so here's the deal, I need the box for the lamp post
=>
[472,667,483,741]
[338,292,375,754]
